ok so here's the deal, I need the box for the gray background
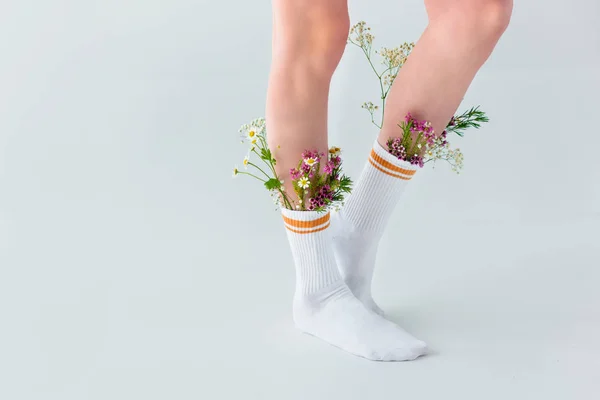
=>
[1,0,599,399]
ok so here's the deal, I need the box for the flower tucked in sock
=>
[283,208,427,361]
[332,139,419,315]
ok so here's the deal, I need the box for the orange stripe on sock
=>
[282,212,330,229]
[285,221,331,234]
[368,157,412,180]
[370,149,417,176]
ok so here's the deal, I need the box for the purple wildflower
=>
[330,156,341,167]
[410,155,424,168]
[290,168,301,180]
[323,160,335,175]
[386,137,407,161]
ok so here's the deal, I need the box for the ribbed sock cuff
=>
[281,209,331,234]
[369,140,419,181]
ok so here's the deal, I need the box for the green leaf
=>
[260,147,272,161]
[264,178,282,190]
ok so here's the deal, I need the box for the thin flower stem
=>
[238,171,266,182]
[370,112,382,129]
[252,148,277,177]
[410,132,423,156]
[258,137,278,174]
[247,161,271,179]
[351,39,388,126]
[279,189,293,210]
[361,50,388,121]
[380,90,386,123]
[362,47,381,79]
[254,139,294,209]
[365,51,389,125]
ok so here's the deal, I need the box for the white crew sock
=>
[282,208,426,361]
[332,140,419,315]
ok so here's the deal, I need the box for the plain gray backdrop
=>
[1,1,599,399]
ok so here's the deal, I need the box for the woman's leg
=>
[333,0,512,313]
[266,0,349,196]
[379,0,513,142]
[265,0,427,361]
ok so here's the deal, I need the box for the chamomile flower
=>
[329,146,341,156]
[232,166,239,177]
[247,128,259,145]
[304,157,318,168]
[243,156,249,168]
[298,177,310,189]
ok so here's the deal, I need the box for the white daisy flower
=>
[304,157,317,167]
[247,128,259,145]
[298,177,310,189]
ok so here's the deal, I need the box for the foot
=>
[293,281,427,361]
[331,211,385,315]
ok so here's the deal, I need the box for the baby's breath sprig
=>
[349,22,414,128]
[361,101,380,128]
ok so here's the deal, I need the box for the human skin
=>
[378,0,513,146]
[266,0,512,199]
[266,0,350,200]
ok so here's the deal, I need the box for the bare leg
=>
[378,0,513,143]
[264,0,427,361]
[333,0,512,315]
[266,0,349,198]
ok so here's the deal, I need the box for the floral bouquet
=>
[234,118,352,211]
[289,147,352,211]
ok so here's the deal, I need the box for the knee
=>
[274,6,350,77]
[310,16,351,73]
[473,0,513,38]
[431,0,512,44]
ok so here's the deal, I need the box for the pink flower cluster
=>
[307,185,334,211]
[290,150,342,181]
[324,155,341,175]
[289,147,347,211]
[410,154,424,168]
[387,137,407,160]
[405,112,436,148]
[289,168,302,180]
[386,113,448,168]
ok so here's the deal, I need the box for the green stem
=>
[353,40,389,127]
[238,171,266,182]
[252,148,278,177]
[370,111,381,129]
[247,161,271,179]
[410,132,423,156]
[363,47,381,79]
[279,189,293,210]
[380,88,386,124]
[362,51,387,122]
